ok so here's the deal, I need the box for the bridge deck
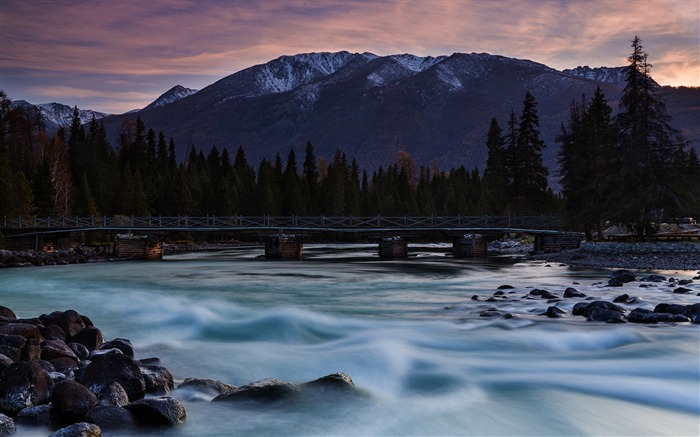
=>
[1,215,566,238]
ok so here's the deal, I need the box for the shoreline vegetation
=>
[0,240,698,271]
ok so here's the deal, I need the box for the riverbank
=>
[528,241,700,271]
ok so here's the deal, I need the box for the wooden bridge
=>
[1,215,580,259]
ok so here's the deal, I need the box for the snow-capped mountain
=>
[94,51,698,174]
[11,100,109,133]
[143,85,198,111]
[562,66,630,84]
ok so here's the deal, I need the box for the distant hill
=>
[11,100,110,133]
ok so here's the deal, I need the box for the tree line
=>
[1,36,697,239]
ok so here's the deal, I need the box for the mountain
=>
[95,51,699,176]
[12,100,109,133]
[143,85,198,111]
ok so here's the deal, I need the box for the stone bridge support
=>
[265,235,303,259]
[452,234,487,257]
[114,234,163,260]
[378,236,408,258]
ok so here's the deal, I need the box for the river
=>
[1,244,698,436]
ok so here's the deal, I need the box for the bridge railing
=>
[2,215,565,231]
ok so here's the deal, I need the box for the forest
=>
[1,37,698,239]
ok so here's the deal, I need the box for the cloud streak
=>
[1,0,697,113]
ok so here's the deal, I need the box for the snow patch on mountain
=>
[255,51,359,95]
[144,85,198,111]
[563,66,629,84]
[436,64,463,90]
[12,100,108,131]
[389,54,447,72]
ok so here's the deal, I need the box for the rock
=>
[14,404,53,427]
[0,413,15,437]
[55,310,87,339]
[49,356,79,372]
[98,339,133,358]
[587,308,627,323]
[673,287,691,294]
[78,353,145,402]
[301,373,356,393]
[497,285,515,290]
[84,405,137,431]
[628,308,678,324]
[0,336,26,350]
[68,343,90,361]
[51,380,97,421]
[0,361,52,414]
[42,325,68,342]
[176,378,236,400]
[612,294,633,304]
[0,324,40,342]
[124,397,186,426]
[640,274,666,282]
[71,327,105,352]
[96,382,129,407]
[677,279,693,285]
[529,289,559,299]
[212,378,301,403]
[41,339,79,361]
[563,287,586,298]
[49,422,101,437]
[0,308,16,321]
[0,356,13,373]
[0,347,19,363]
[686,303,700,323]
[542,306,567,318]
[20,341,41,362]
[140,365,174,395]
[611,270,636,283]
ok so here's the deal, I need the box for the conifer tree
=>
[482,117,509,214]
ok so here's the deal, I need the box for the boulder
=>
[628,308,678,324]
[0,361,52,414]
[78,353,145,402]
[0,356,13,373]
[563,287,586,298]
[41,339,79,361]
[98,339,133,358]
[673,287,691,294]
[610,270,636,283]
[140,365,174,395]
[124,397,186,426]
[176,378,237,401]
[54,310,87,339]
[85,405,137,431]
[96,382,129,407]
[0,308,16,321]
[0,347,19,363]
[51,380,97,420]
[49,422,101,437]
[14,404,53,427]
[41,325,68,342]
[0,324,40,342]
[68,343,90,361]
[212,378,301,403]
[71,327,105,352]
[0,413,15,437]
[301,373,356,393]
[542,306,567,318]
[0,335,26,350]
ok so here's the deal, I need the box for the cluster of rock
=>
[0,307,360,436]
[0,248,115,268]
[467,270,700,324]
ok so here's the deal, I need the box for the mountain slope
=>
[99,51,699,176]
[12,100,109,132]
[143,85,198,111]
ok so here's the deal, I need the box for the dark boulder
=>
[587,308,627,323]
[14,404,54,427]
[98,339,133,358]
[497,285,515,290]
[653,303,691,317]
[41,325,67,342]
[54,310,87,339]
[140,365,174,395]
[68,343,90,361]
[0,356,13,373]
[0,335,26,350]
[529,289,559,299]
[20,341,41,362]
[96,382,129,407]
[639,274,666,282]
[48,422,101,437]
[673,287,691,294]
[85,405,137,431]
[563,287,586,298]
[212,378,301,403]
[41,339,79,362]
[71,327,105,352]
[175,378,237,401]
[124,397,186,426]
[611,270,636,283]
[78,353,145,402]
[0,324,40,342]
[0,347,19,363]
[0,308,16,321]
[301,373,356,393]
[51,380,97,421]
[628,308,678,324]
[0,413,15,437]
[49,357,79,373]
[0,361,52,414]
[542,306,567,318]
[613,294,634,304]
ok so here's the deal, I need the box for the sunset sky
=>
[1,0,698,114]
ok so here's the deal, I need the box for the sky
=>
[1,0,698,114]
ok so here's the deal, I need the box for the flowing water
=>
[0,245,698,436]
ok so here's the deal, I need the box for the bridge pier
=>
[452,234,487,257]
[265,234,303,259]
[378,236,408,258]
[114,234,163,260]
